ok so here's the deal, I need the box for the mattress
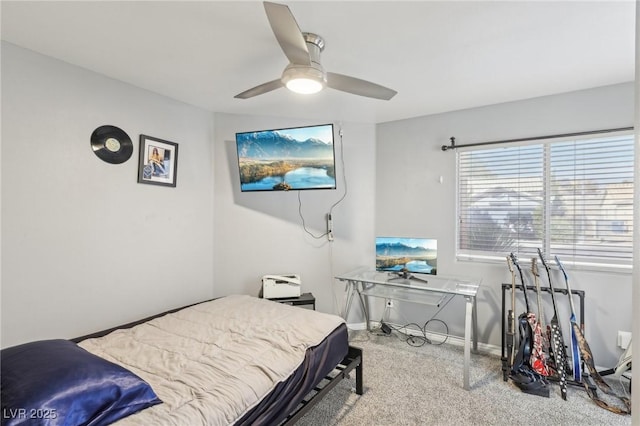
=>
[78,295,348,425]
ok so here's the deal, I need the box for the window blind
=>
[457,133,634,269]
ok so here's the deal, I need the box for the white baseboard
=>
[348,322,629,374]
[347,321,502,357]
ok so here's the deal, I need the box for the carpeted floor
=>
[296,330,632,426]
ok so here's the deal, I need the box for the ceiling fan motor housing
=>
[282,63,326,86]
[303,32,325,64]
[281,33,327,93]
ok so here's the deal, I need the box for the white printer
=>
[262,274,301,299]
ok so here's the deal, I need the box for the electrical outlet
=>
[617,331,632,349]
[386,299,393,308]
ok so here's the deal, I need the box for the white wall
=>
[1,42,215,347]
[376,82,635,367]
[213,113,375,317]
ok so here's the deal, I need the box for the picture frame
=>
[137,135,178,187]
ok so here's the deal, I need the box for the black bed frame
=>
[71,299,363,425]
[281,345,363,424]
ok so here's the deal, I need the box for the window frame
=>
[455,131,634,273]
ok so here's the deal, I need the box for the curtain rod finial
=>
[442,136,455,151]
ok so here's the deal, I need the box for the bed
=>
[1,295,363,425]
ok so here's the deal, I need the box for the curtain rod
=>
[441,126,634,151]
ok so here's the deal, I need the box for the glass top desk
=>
[335,267,480,390]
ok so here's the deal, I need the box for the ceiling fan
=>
[235,1,397,101]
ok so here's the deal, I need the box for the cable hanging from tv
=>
[297,125,348,240]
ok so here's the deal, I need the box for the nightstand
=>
[268,292,315,310]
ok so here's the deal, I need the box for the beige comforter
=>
[79,294,345,425]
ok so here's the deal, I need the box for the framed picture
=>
[137,135,178,187]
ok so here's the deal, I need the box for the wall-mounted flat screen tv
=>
[376,237,438,276]
[236,123,336,192]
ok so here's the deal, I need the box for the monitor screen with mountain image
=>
[376,237,437,276]
[236,123,336,192]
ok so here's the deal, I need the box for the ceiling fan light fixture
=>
[282,65,326,95]
[286,77,323,94]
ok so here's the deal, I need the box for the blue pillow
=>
[1,339,161,426]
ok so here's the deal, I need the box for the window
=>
[457,133,634,270]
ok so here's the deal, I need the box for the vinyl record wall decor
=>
[137,134,178,187]
[90,125,133,164]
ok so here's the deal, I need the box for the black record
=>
[90,125,133,164]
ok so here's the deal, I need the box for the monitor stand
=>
[387,269,429,284]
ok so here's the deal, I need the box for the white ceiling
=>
[1,1,635,124]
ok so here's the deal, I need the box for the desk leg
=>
[472,295,478,353]
[344,280,371,331]
[357,283,370,331]
[463,296,473,391]
[343,281,355,320]
[343,281,370,331]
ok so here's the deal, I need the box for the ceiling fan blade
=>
[263,2,311,66]
[234,79,284,99]
[326,72,397,100]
